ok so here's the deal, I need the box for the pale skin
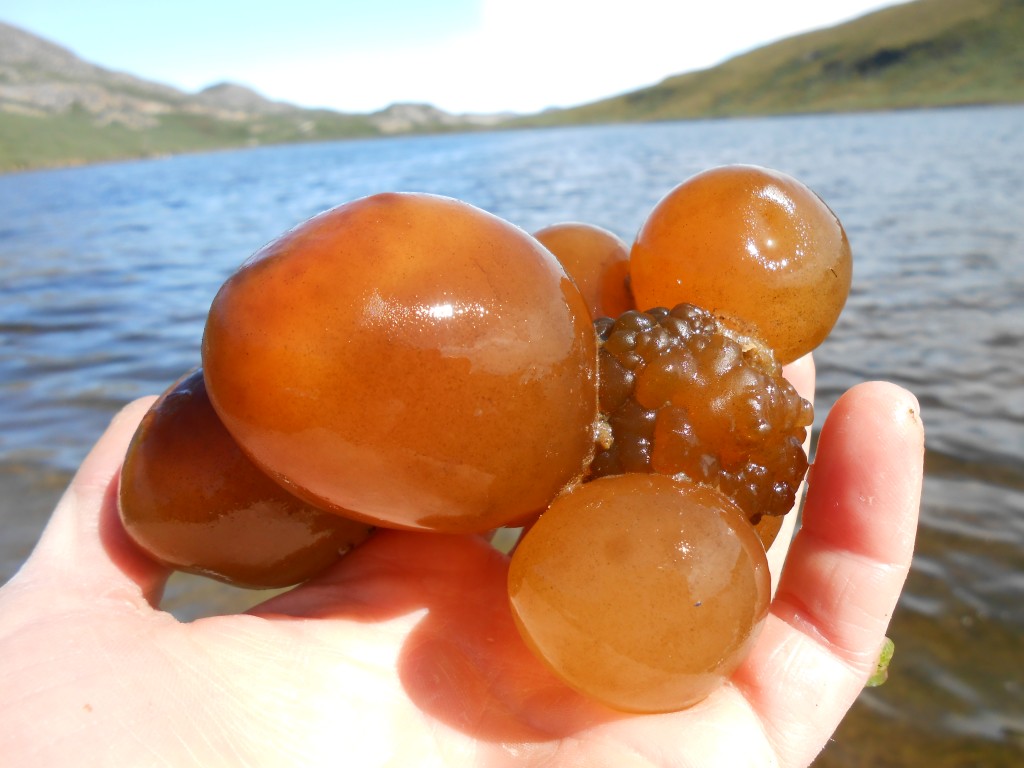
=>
[0,355,924,767]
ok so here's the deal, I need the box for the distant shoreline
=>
[4,101,1021,177]
[6,0,1022,175]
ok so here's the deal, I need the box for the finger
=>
[778,381,922,659]
[732,381,923,767]
[19,397,170,607]
[782,352,815,404]
[767,354,817,585]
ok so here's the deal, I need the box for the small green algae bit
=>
[866,636,895,687]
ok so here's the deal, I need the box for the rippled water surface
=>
[2,106,1022,764]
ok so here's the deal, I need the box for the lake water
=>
[1,106,1022,765]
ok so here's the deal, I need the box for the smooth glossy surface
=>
[533,222,634,320]
[508,473,771,713]
[630,165,852,364]
[203,192,599,533]
[118,369,372,589]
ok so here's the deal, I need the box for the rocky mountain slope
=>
[0,20,506,171]
[3,0,1022,172]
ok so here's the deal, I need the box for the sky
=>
[4,0,911,115]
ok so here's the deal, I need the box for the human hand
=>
[0,357,923,767]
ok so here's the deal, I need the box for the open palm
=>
[0,358,923,767]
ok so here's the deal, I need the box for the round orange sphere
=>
[508,473,771,713]
[629,165,852,364]
[202,192,599,533]
[533,222,634,320]
[119,368,372,589]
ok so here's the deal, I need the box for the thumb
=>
[15,396,169,608]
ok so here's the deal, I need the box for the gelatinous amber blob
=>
[753,512,785,551]
[533,222,634,320]
[630,165,852,365]
[592,304,812,523]
[118,369,373,589]
[203,192,599,534]
[508,473,771,713]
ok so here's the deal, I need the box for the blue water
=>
[1,105,1023,764]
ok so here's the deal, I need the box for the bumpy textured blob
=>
[119,368,372,589]
[508,473,771,713]
[630,164,852,365]
[203,192,599,534]
[533,222,635,320]
[591,304,812,522]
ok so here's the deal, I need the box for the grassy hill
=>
[0,105,383,173]
[2,0,1022,172]
[520,0,1024,126]
[0,22,501,173]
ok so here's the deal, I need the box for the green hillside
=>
[2,0,1022,172]
[0,107,379,172]
[521,0,1024,126]
[0,22,495,173]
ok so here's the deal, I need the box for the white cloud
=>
[196,0,910,114]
